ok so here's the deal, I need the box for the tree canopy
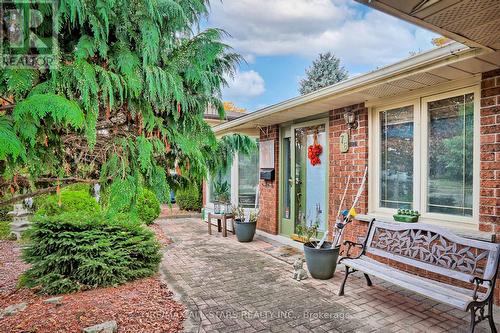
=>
[299,52,348,95]
[0,0,255,208]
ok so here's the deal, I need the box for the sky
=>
[204,0,439,112]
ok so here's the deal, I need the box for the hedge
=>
[176,185,202,211]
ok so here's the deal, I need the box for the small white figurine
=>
[292,257,308,281]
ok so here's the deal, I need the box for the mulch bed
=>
[0,222,184,333]
[148,223,172,247]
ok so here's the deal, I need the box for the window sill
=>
[354,214,495,243]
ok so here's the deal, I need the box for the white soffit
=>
[355,0,500,51]
[213,44,499,135]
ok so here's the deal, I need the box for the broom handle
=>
[332,167,368,249]
[331,174,351,249]
[337,175,351,218]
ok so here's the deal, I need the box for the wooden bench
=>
[338,219,500,333]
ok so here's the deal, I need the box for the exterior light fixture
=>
[344,110,357,130]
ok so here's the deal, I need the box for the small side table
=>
[207,213,235,237]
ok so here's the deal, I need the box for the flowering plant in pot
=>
[232,206,258,242]
[298,216,339,280]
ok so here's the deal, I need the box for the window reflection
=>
[380,106,414,209]
[427,93,474,216]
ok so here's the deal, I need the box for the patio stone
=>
[160,218,500,333]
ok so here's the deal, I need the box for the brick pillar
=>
[480,69,500,304]
[202,181,207,207]
[328,103,369,245]
[258,125,280,234]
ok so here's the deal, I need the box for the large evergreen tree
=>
[299,52,348,95]
[0,0,254,208]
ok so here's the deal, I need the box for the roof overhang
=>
[214,43,500,136]
[355,0,500,51]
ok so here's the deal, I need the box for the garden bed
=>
[0,223,184,332]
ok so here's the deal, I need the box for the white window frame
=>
[369,85,480,228]
[205,149,260,211]
[371,99,420,217]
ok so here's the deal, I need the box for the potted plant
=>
[233,206,258,242]
[299,217,339,280]
[213,180,230,214]
[393,209,420,223]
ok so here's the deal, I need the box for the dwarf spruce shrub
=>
[137,189,161,225]
[176,185,202,211]
[21,212,161,294]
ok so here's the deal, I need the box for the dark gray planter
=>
[234,219,256,242]
[303,242,340,280]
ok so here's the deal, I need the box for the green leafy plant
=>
[35,188,100,217]
[137,188,161,225]
[176,185,202,211]
[213,180,230,203]
[21,211,161,294]
[296,220,319,245]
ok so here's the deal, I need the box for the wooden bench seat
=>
[338,219,500,332]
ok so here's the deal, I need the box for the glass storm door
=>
[280,136,294,236]
[280,122,328,236]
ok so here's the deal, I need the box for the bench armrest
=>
[470,276,494,301]
[342,240,365,258]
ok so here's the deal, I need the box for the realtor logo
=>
[0,0,57,68]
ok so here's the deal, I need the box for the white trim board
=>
[355,214,494,242]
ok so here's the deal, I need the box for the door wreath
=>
[308,130,322,166]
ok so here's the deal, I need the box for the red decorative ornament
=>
[307,131,322,166]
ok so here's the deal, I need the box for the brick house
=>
[205,1,500,303]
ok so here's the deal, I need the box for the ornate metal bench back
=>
[365,221,500,285]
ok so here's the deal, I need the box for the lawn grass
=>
[0,221,11,239]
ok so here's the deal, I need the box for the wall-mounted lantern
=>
[344,110,357,130]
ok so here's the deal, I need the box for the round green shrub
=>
[64,183,92,193]
[137,189,161,225]
[35,188,100,216]
[176,185,202,211]
[21,211,161,294]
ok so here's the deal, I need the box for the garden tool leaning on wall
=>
[330,166,368,250]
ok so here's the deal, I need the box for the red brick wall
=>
[202,181,207,207]
[254,72,500,302]
[328,104,369,244]
[332,72,500,304]
[480,69,500,303]
[258,125,280,234]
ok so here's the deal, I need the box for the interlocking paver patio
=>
[160,218,499,333]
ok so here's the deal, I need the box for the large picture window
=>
[380,106,414,209]
[427,93,474,217]
[373,88,478,224]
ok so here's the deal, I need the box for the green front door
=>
[280,120,328,237]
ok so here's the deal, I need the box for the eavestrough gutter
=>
[213,42,487,134]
